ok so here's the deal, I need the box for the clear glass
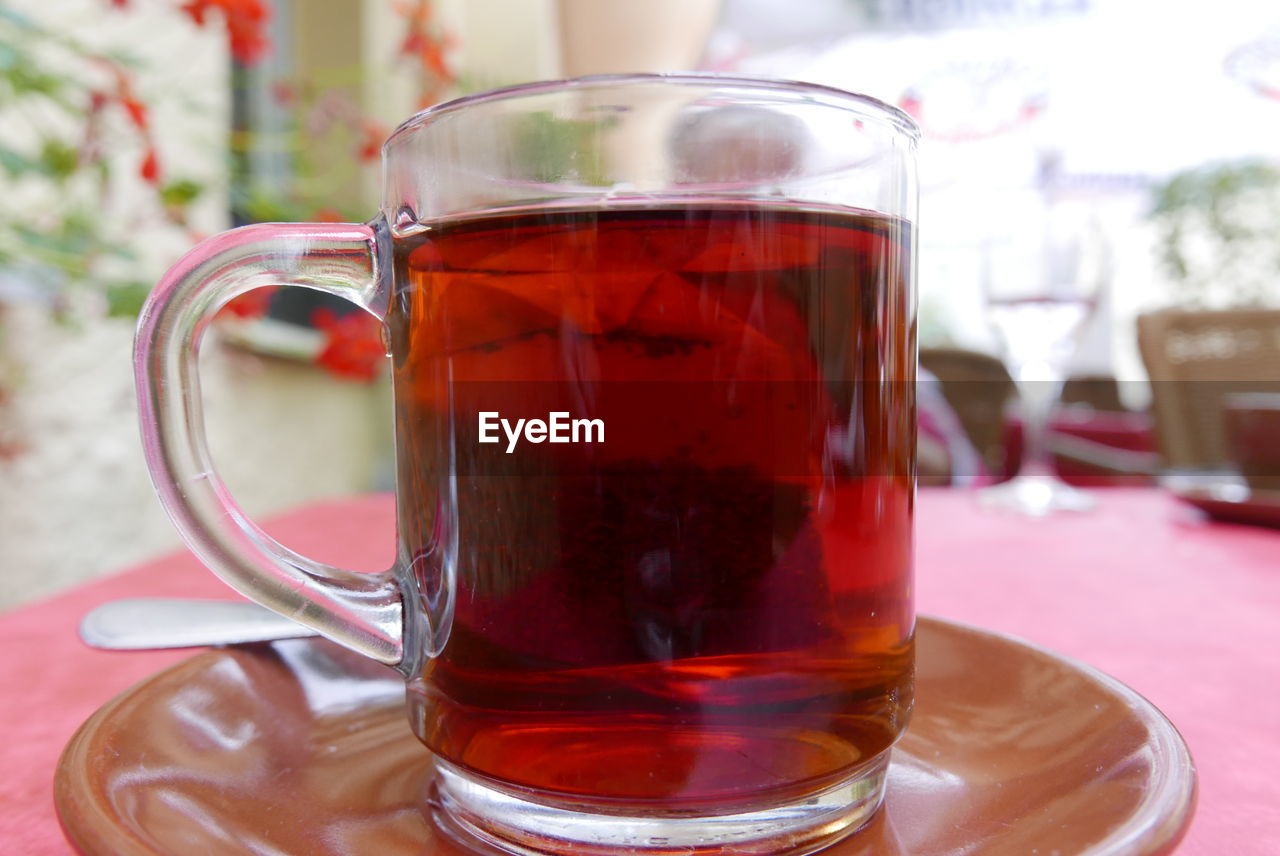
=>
[136,74,919,856]
[980,219,1098,516]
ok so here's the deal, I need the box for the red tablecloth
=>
[2,489,1278,854]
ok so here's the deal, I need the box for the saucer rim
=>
[926,616,1197,856]
[1172,481,1280,527]
[54,615,1198,856]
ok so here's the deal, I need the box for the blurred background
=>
[2,0,1278,608]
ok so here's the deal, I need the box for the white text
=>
[478,411,604,453]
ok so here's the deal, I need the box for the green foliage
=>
[0,147,37,176]
[1149,159,1280,308]
[104,281,152,317]
[233,185,319,223]
[507,111,617,186]
[159,179,204,208]
[39,140,78,180]
[224,63,373,226]
[0,9,205,319]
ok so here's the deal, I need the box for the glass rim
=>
[384,72,921,151]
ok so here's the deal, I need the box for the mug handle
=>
[134,218,405,667]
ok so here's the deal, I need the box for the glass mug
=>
[136,74,918,855]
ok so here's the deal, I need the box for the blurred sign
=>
[866,0,1091,30]
[1225,36,1280,101]
[899,59,1048,141]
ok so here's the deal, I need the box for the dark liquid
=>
[390,203,915,808]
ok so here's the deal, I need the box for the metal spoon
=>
[80,598,318,650]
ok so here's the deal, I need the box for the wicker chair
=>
[1061,374,1127,412]
[1136,308,1280,471]
[919,347,1016,477]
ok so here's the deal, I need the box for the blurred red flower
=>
[312,308,386,382]
[356,119,386,163]
[310,207,345,223]
[180,0,272,65]
[396,0,455,104]
[218,286,277,320]
[271,80,298,106]
[139,147,160,183]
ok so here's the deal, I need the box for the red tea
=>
[390,203,915,807]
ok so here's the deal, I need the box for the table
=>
[2,489,1277,854]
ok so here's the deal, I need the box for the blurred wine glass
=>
[980,221,1102,516]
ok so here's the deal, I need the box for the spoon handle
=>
[80,598,318,650]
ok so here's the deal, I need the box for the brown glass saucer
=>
[1173,481,1280,529]
[55,617,1196,856]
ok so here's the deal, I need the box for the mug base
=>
[430,753,889,856]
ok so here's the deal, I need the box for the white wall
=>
[0,0,389,610]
